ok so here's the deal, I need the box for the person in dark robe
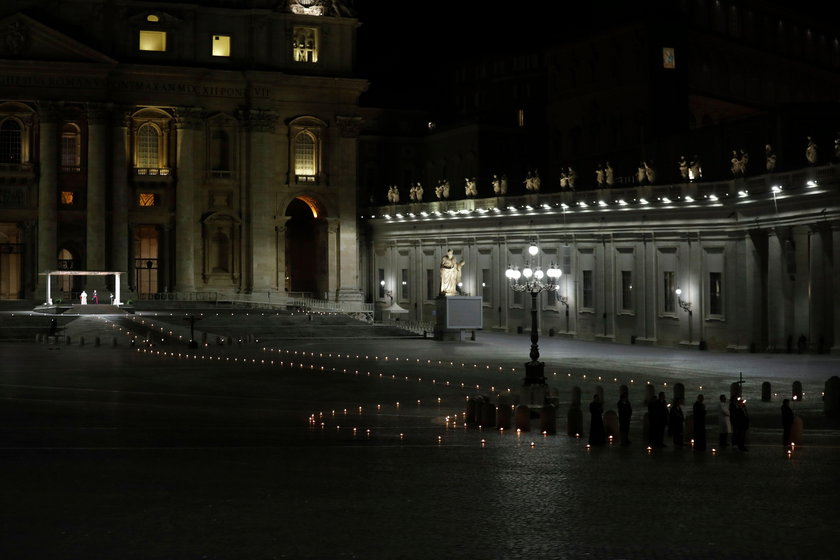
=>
[650,392,668,447]
[693,394,707,451]
[731,397,749,451]
[617,392,632,445]
[668,397,685,447]
[781,398,794,447]
[588,394,606,445]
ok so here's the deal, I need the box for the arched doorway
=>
[285,197,326,297]
[0,223,23,299]
[57,248,80,298]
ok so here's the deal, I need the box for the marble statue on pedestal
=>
[643,161,655,184]
[439,249,464,296]
[595,164,605,187]
[806,136,818,165]
[636,162,646,185]
[465,177,478,197]
[605,162,614,186]
[689,156,702,181]
[765,145,777,172]
[678,156,689,181]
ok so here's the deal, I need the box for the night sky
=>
[354,0,840,110]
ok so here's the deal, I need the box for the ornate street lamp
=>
[505,245,562,387]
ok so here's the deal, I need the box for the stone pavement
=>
[1,307,838,559]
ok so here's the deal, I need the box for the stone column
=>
[832,225,840,354]
[808,227,825,353]
[275,216,290,294]
[334,116,363,303]
[173,107,203,293]
[111,108,131,298]
[36,104,58,303]
[326,217,340,299]
[85,103,108,291]
[242,109,279,294]
[766,229,787,350]
[792,226,810,346]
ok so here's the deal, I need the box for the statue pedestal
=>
[434,295,482,341]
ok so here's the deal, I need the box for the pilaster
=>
[173,106,203,293]
[35,102,58,302]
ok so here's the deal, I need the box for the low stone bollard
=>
[480,402,496,428]
[791,415,804,445]
[761,381,772,402]
[792,380,803,401]
[567,405,583,437]
[112,336,117,347]
[539,405,557,435]
[497,402,512,430]
[95,336,100,347]
[824,376,840,418]
[603,410,618,439]
[465,398,478,425]
[674,382,685,402]
[515,405,530,432]
[644,384,656,406]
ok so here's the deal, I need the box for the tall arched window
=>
[0,119,22,164]
[294,131,316,178]
[289,116,326,185]
[137,123,161,169]
[61,123,81,171]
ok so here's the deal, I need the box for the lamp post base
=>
[523,360,546,386]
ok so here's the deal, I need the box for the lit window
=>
[60,191,74,205]
[517,109,525,127]
[147,14,159,23]
[621,270,633,311]
[582,270,594,309]
[137,124,161,169]
[293,27,319,63]
[0,119,22,164]
[139,30,167,52]
[709,272,722,315]
[663,271,675,313]
[61,123,81,170]
[212,35,231,57]
[138,193,158,207]
[294,131,316,178]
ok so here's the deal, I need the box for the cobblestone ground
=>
[1,312,838,559]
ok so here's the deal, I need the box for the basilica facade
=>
[0,0,365,303]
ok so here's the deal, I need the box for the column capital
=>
[335,115,363,138]
[238,108,278,133]
[85,102,112,125]
[173,106,205,130]
[35,101,61,123]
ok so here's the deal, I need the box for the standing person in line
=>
[668,397,685,447]
[718,394,731,447]
[647,394,659,446]
[617,392,632,446]
[693,394,707,451]
[653,392,669,447]
[781,398,794,447]
[588,394,606,446]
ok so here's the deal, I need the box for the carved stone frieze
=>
[173,106,205,130]
[238,109,279,133]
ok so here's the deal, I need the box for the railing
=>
[135,291,219,302]
[381,318,434,336]
[287,295,374,314]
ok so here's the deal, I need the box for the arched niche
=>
[201,211,241,287]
